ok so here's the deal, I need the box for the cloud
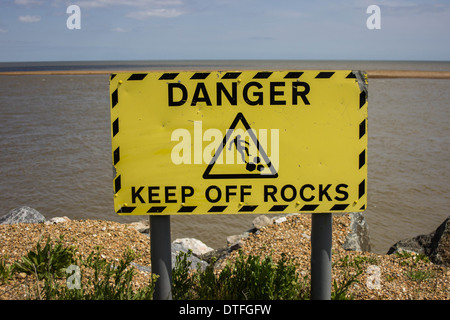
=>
[111,27,130,32]
[0,28,8,33]
[18,15,41,23]
[126,8,185,19]
[355,0,450,15]
[14,0,43,5]
[75,0,186,19]
[76,0,183,9]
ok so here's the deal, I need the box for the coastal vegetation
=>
[1,237,362,300]
[1,216,448,300]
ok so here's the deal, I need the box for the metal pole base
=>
[150,215,172,300]
[310,212,332,300]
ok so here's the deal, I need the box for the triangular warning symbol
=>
[203,113,278,179]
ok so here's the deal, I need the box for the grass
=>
[331,255,366,300]
[395,250,436,282]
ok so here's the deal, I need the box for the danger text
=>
[168,81,311,107]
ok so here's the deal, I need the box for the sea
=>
[0,60,449,254]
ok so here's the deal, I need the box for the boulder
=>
[0,206,46,224]
[226,232,250,247]
[129,241,211,273]
[252,215,272,229]
[199,247,230,265]
[44,216,71,225]
[172,238,214,256]
[342,212,371,252]
[387,216,450,266]
[171,242,209,271]
[128,220,150,234]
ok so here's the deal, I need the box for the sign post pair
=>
[109,69,368,300]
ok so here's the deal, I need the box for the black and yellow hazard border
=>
[109,70,368,215]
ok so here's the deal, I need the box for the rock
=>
[301,232,311,240]
[172,238,213,256]
[387,216,450,266]
[273,216,287,224]
[130,262,152,273]
[342,212,371,252]
[252,215,272,229]
[229,241,243,251]
[0,206,46,225]
[128,220,150,234]
[44,216,71,225]
[171,242,209,271]
[226,232,249,247]
[199,247,230,265]
[130,242,210,273]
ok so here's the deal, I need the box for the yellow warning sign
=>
[110,70,368,215]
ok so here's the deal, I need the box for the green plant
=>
[331,255,365,300]
[42,247,157,300]
[386,274,395,282]
[13,236,76,280]
[172,250,198,300]
[395,251,435,282]
[86,248,153,300]
[395,251,430,264]
[172,250,309,300]
[354,255,378,265]
[0,257,14,283]
[217,252,306,300]
[405,269,435,282]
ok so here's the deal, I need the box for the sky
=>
[0,0,449,62]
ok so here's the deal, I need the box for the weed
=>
[395,251,430,264]
[331,255,365,300]
[405,269,436,282]
[13,235,76,280]
[172,250,309,300]
[0,257,14,283]
[395,251,435,282]
[172,250,198,300]
[43,247,157,300]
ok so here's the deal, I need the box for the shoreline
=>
[0,69,450,79]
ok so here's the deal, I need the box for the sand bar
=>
[367,70,450,79]
[0,69,450,79]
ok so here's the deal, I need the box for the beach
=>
[0,214,448,300]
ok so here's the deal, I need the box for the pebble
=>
[274,217,287,224]
[221,214,450,300]
[0,215,448,300]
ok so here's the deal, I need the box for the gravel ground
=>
[0,215,448,300]
[0,219,152,300]
[225,214,449,300]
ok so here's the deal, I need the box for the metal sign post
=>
[150,215,172,300]
[310,212,332,300]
